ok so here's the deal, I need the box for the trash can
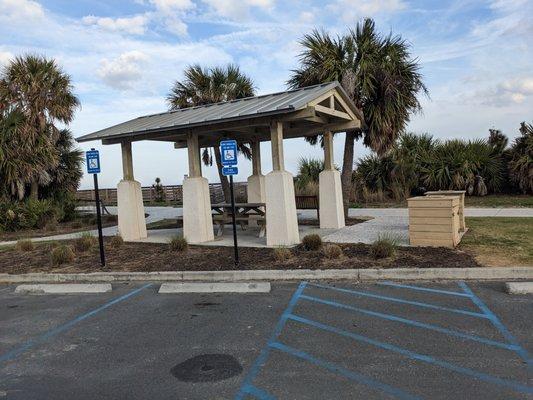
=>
[408,195,461,248]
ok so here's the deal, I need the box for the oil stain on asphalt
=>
[171,354,242,383]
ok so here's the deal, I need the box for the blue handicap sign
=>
[86,149,101,174]
[220,140,238,166]
[222,166,238,176]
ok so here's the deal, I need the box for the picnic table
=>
[211,203,266,237]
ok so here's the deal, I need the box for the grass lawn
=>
[351,194,533,208]
[460,217,533,267]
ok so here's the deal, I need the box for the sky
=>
[1,0,532,189]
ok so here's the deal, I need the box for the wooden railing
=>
[76,183,248,205]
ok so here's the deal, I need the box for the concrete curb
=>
[14,283,112,294]
[505,282,533,294]
[159,282,271,293]
[1,267,532,283]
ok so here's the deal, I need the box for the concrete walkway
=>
[1,206,531,248]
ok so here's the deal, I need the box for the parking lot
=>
[0,281,531,399]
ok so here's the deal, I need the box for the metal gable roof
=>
[76,81,357,143]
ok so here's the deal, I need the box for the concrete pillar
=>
[265,121,299,246]
[319,131,345,229]
[117,141,147,241]
[247,141,265,227]
[183,133,214,243]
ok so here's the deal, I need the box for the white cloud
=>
[82,14,148,35]
[202,0,275,20]
[149,0,195,14]
[487,77,533,106]
[328,0,405,21]
[97,51,149,90]
[0,50,14,67]
[0,0,44,20]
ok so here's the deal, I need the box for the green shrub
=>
[302,234,322,251]
[73,233,96,252]
[369,234,399,259]
[15,239,34,252]
[322,244,343,259]
[50,245,75,266]
[70,220,83,229]
[169,235,188,251]
[273,246,293,261]
[110,235,124,248]
[0,199,60,231]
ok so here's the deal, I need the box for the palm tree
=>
[288,18,428,216]
[0,55,79,199]
[167,64,254,202]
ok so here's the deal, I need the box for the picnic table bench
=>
[211,203,266,237]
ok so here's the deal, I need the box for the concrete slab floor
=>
[0,281,531,399]
[135,225,338,248]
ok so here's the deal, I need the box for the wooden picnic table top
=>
[211,203,265,208]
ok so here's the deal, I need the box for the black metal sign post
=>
[86,148,105,268]
[93,173,106,267]
[229,175,239,266]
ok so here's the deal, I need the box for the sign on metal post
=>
[222,166,238,176]
[86,148,106,267]
[220,140,238,166]
[86,149,101,174]
[219,140,239,266]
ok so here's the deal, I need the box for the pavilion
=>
[77,81,363,246]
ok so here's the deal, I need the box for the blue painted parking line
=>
[288,313,533,395]
[459,282,533,369]
[309,283,488,319]
[0,283,152,364]
[270,342,422,400]
[378,281,472,297]
[235,281,308,400]
[299,294,520,351]
[240,384,276,399]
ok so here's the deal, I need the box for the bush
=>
[70,220,83,229]
[15,239,34,251]
[50,245,75,266]
[0,199,60,231]
[273,246,293,261]
[322,244,343,259]
[169,235,188,251]
[369,234,399,259]
[73,232,96,252]
[302,234,322,251]
[110,235,124,248]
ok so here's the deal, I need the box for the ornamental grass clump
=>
[322,244,343,259]
[302,234,322,251]
[369,233,399,259]
[73,232,96,253]
[273,246,293,262]
[15,239,34,252]
[169,235,188,252]
[50,245,75,266]
[110,235,124,248]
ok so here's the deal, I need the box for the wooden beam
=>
[187,133,201,178]
[315,104,352,120]
[323,131,334,170]
[270,121,284,171]
[121,140,134,180]
[251,141,262,175]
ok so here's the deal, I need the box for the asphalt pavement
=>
[0,281,531,399]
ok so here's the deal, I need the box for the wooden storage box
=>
[408,195,461,248]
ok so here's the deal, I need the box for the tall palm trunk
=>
[214,147,231,203]
[341,130,356,218]
[30,181,39,200]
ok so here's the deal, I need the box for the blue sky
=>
[1,0,532,189]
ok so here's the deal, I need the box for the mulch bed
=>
[0,237,482,274]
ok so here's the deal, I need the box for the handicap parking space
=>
[236,281,533,400]
[0,281,531,399]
